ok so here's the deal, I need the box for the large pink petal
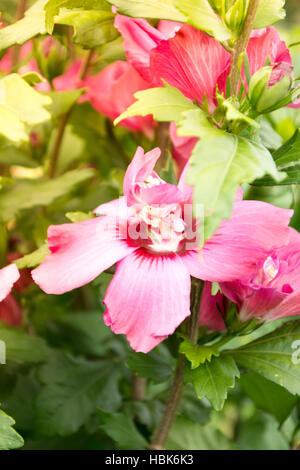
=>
[84,61,129,119]
[94,196,132,219]
[158,20,182,38]
[138,183,185,205]
[85,61,155,138]
[181,200,293,282]
[0,264,20,302]
[53,60,83,91]
[32,217,137,294]
[110,63,155,138]
[247,27,292,76]
[177,159,194,204]
[103,249,191,352]
[221,280,290,322]
[123,146,161,205]
[114,14,165,83]
[150,25,230,109]
[269,290,300,320]
[198,282,226,331]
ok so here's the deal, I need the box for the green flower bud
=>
[34,36,68,83]
[249,62,293,114]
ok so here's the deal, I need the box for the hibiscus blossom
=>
[0,264,21,327]
[115,16,299,167]
[32,148,293,352]
[84,61,155,139]
[221,227,300,323]
[198,227,300,331]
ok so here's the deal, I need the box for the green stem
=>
[230,0,260,96]
[47,49,94,178]
[11,0,28,68]
[155,122,171,173]
[150,278,204,450]
[105,120,131,168]
[132,374,146,401]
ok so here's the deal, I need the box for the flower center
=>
[128,203,186,254]
[254,255,280,286]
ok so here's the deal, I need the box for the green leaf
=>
[127,348,174,383]
[44,0,111,33]
[125,399,164,430]
[175,0,231,41]
[99,410,147,450]
[166,415,233,450]
[221,96,259,129]
[0,408,24,450]
[21,71,45,87]
[273,128,300,166]
[227,320,300,395]
[179,386,210,425]
[184,355,240,410]
[0,168,95,222]
[36,351,121,436]
[0,176,13,190]
[14,245,50,269]
[239,371,298,424]
[55,9,119,49]
[0,105,28,142]
[0,323,49,364]
[0,74,51,142]
[211,281,221,296]
[178,109,284,238]
[46,89,85,118]
[114,84,197,127]
[3,373,41,432]
[259,117,283,150]
[0,0,47,50]
[254,0,286,29]
[106,0,186,22]
[159,153,178,185]
[0,145,38,168]
[236,413,289,450]
[179,338,220,368]
[65,210,94,222]
[51,311,114,356]
[253,128,300,185]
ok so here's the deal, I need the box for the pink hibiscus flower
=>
[114,15,181,84]
[32,148,293,352]
[0,264,22,327]
[221,227,300,323]
[116,16,299,167]
[198,282,228,332]
[198,226,300,331]
[84,61,155,139]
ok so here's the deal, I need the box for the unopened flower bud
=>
[34,36,68,82]
[249,62,293,113]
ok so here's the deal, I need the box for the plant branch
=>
[11,0,28,68]
[155,122,171,173]
[47,49,94,178]
[132,374,146,401]
[230,0,260,96]
[150,278,204,450]
[105,120,131,168]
